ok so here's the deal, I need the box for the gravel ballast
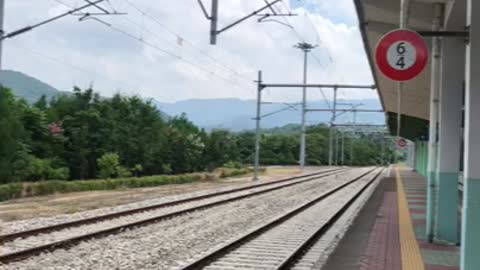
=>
[0,167,373,270]
[0,168,337,235]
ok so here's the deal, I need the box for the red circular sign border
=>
[398,138,407,148]
[375,29,429,82]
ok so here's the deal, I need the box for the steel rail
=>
[0,168,343,244]
[177,167,381,270]
[0,168,350,263]
[275,167,385,270]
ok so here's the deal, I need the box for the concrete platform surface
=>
[323,166,460,270]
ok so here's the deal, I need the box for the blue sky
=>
[289,0,357,26]
[3,0,372,102]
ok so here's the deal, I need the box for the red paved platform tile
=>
[406,192,427,195]
[426,265,459,270]
[413,219,426,225]
[410,209,426,214]
[418,241,459,252]
[409,202,427,206]
[359,192,402,270]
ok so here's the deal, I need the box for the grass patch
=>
[0,168,255,202]
[0,183,23,202]
[218,167,255,178]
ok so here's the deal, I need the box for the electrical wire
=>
[102,22,253,92]
[53,0,238,81]
[276,2,307,42]
[117,17,241,82]
[120,0,253,83]
[277,1,334,110]
[49,0,254,93]
[52,0,74,7]
[318,87,331,109]
[305,12,333,63]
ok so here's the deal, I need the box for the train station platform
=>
[323,166,460,270]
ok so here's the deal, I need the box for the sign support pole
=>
[0,0,4,70]
[253,71,263,181]
[426,3,443,243]
[397,0,408,160]
[209,0,218,45]
[351,110,357,165]
[328,86,338,166]
[341,131,345,165]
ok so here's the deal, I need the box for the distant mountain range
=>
[0,70,69,103]
[153,98,385,131]
[0,70,385,131]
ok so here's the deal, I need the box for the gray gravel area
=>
[0,167,372,270]
[0,168,343,255]
[0,168,338,236]
[199,168,380,270]
[291,168,383,270]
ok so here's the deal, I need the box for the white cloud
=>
[3,0,377,103]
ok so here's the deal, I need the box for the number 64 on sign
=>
[375,29,429,82]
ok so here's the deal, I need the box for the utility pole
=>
[198,0,289,45]
[350,110,357,166]
[0,0,4,70]
[341,131,345,165]
[328,87,338,166]
[253,71,263,181]
[209,0,218,45]
[295,42,316,171]
[335,128,339,165]
[252,76,376,171]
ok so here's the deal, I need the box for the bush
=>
[116,166,132,178]
[97,153,120,179]
[131,164,143,177]
[222,161,243,169]
[27,158,69,181]
[0,168,254,202]
[0,183,23,201]
[219,167,254,178]
[162,164,173,174]
[4,173,204,201]
[49,167,70,180]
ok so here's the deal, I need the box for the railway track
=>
[178,167,385,270]
[0,167,351,263]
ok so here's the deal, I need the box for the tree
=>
[0,88,30,183]
[203,130,238,170]
[97,152,132,179]
[28,158,69,181]
[0,86,394,185]
[97,153,120,179]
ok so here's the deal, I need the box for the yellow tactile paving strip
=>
[396,166,425,270]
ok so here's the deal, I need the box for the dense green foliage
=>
[0,87,395,186]
[0,168,256,202]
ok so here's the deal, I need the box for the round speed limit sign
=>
[375,29,428,82]
[397,138,407,149]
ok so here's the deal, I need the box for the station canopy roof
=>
[354,0,464,140]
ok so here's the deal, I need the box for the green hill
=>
[0,70,63,103]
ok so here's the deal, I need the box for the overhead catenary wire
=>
[102,22,254,92]
[52,0,74,7]
[261,105,298,119]
[305,12,333,63]
[318,87,331,109]
[117,17,243,82]
[120,0,253,83]
[49,0,254,94]
[275,1,335,110]
[54,0,242,82]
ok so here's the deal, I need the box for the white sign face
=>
[386,41,417,71]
